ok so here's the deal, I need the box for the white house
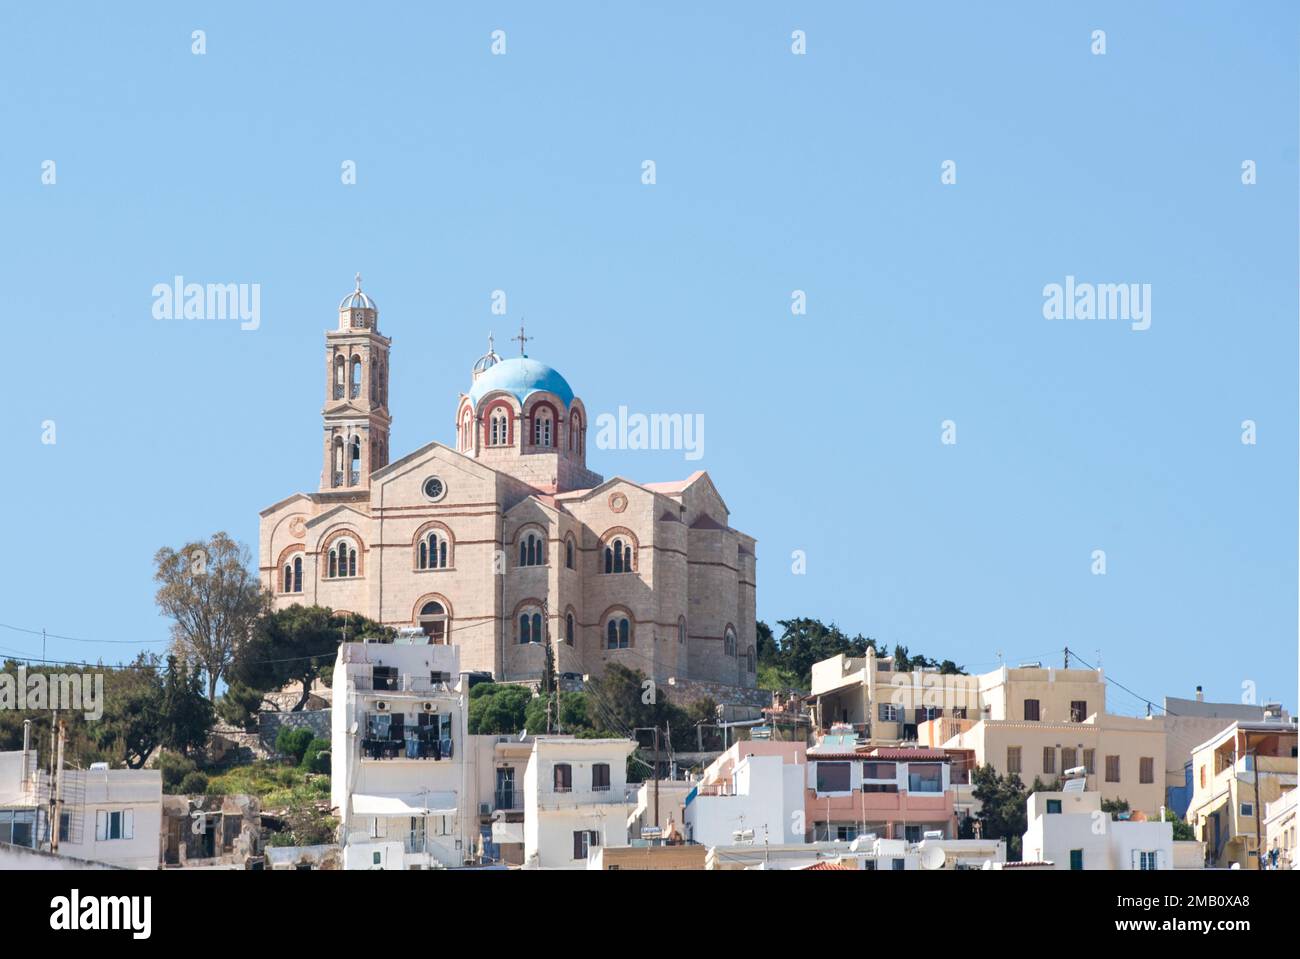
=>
[523,737,636,868]
[331,636,469,869]
[0,732,162,870]
[1022,789,1173,870]
[683,743,806,849]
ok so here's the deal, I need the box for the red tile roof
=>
[800,861,856,871]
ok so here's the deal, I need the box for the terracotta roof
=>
[1001,860,1055,868]
[868,748,951,761]
[800,861,855,871]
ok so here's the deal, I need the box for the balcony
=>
[493,789,523,812]
[361,733,454,761]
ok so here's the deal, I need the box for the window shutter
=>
[124,809,134,840]
[96,810,107,841]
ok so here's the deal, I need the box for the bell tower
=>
[321,273,392,494]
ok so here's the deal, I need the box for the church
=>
[258,278,757,692]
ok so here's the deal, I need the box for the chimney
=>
[1195,685,1204,703]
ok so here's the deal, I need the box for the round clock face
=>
[423,476,446,501]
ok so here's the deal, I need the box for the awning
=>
[352,792,457,816]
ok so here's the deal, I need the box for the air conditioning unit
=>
[374,701,390,712]
[422,702,436,713]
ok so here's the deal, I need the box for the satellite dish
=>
[920,845,946,870]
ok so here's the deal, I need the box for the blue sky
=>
[2,3,1295,714]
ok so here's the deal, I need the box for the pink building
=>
[805,728,970,842]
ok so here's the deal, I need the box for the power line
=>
[0,621,170,645]
[1063,647,1179,718]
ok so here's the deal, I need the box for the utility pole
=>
[1251,743,1264,870]
[650,722,660,826]
[50,717,65,853]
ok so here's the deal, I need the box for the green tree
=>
[971,763,1029,859]
[153,532,270,701]
[1164,808,1195,841]
[90,653,165,768]
[156,752,198,793]
[231,605,390,712]
[467,683,531,735]
[159,655,215,757]
[215,679,266,732]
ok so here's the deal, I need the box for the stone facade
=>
[259,283,757,691]
[259,709,332,753]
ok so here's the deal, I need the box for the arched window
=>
[419,600,448,644]
[293,556,302,592]
[418,530,449,570]
[331,437,344,487]
[566,613,575,646]
[724,627,736,657]
[745,645,756,672]
[350,354,362,398]
[565,537,575,570]
[333,355,345,399]
[533,407,553,447]
[518,532,546,567]
[606,616,631,649]
[489,407,510,447]
[327,539,358,579]
[461,409,473,450]
[570,410,584,454]
[603,538,633,574]
[282,563,292,592]
[518,608,543,645]
[349,436,361,484]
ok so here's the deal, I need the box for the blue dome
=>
[467,357,575,409]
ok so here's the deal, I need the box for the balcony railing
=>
[350,470,361,485]
[350,383,360,398]
[332,470,343,488]
[333,384,343,399]
[361,734,454,761]
[493,789,523,811]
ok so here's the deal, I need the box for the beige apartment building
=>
[930,714,1167,815]
[1185,720,1298,869]
[812,650,1106,742]
[259,279,757,690]
[811,650,1166,814]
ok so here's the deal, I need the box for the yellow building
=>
[1186,721,1297,869]
[931,714,1167,815]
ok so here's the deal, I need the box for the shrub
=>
[300,737,331,774]
[179,771,209,795]
[156,752,198,794]
[275,725,315,764]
